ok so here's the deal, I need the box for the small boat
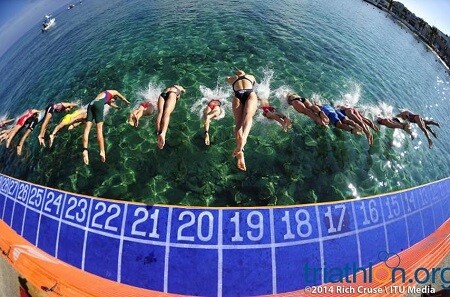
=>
[68,4,75,9]
[42,15,56,32]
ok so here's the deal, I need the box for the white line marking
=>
[378,197,390,253]
[20,185,31,236]
[163,207,173,293]
[8,181,18,227]
[418,195,426,239]
[55,193,67,259]
[81,198,94,271]
[117,203,128,283]
[217,209,223,297]
[315,205,325,284]
[14,195,441,251]
[350,202,362,267]
[401,195,411,247]
[269,208,277,294]
[35,188,48,246]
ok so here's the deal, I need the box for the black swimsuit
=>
[160,86,181,101]
[232,76,255,105]
[288,96,306,105]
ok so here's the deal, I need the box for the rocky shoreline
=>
[363,0,450,73]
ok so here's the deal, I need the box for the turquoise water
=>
[0,0,449,206]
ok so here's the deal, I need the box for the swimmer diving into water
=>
[376,116,414,139]
[318,104,363,135]
[38,102,78,147]
[260,98,292,132]
[17,110,45,155]
[82,90,130,165]
[338,106,379,145]
[286,93,329,126]
[129,101,154,127]
[203,98,223,145]
[5,109,40,148]
[396,110,440,148]
[49,108,87,148]
[226,70,258,171]
[155,85,186,149]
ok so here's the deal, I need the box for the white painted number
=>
[197,212,214,242]
[360,200,379,225]
[295,209,313,237]
[247,211,264,241]
[43,191,63,215]
[324,205,346,234]
[230,211,265,242]
[28,187,45,208]
[8,180,18,196]
[281,211,295,240]
[282,209,313,239]
[17,183,29,202]
[130,207,160,239]
[230,212,244,242]
[385,196,401,219]
[91,202,121,232]
[64,197,88,223]
[177,211,214,242]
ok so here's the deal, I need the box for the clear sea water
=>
[0,0,449,207]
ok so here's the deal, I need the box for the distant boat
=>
[68,4,75,9]
[42,15,56,32]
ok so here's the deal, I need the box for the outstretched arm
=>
[62,102,79,110]
[111,90,131,105]
[0,119,14,126]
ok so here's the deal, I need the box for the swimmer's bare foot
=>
[428,128,437,139]
[38,136,46,147]
[100,150,106,162]
[282,119,291,132]
[17,145,22,156]
[128,116,134,127]
[82,148,89,165]
[49,134,55,148]
[204,131,210,146]
[157,133,165,149]
[363,130,373,145]
[234,150,246,171]
[285,118,292,131]
[428,139,433,149]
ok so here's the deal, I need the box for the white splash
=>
[334,81,362,107]
[190,84,232,120]
[136,81,164,109]
[255,68,274,100]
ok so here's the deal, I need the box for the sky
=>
[0,0,450,58]
[399,0,450,36]
[0,0,68,57]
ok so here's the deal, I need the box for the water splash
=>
[334,81,362,107]
[136,81,164,109]
[190,84,231,120]
[255,68,274,100]
[273,85,294,110]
